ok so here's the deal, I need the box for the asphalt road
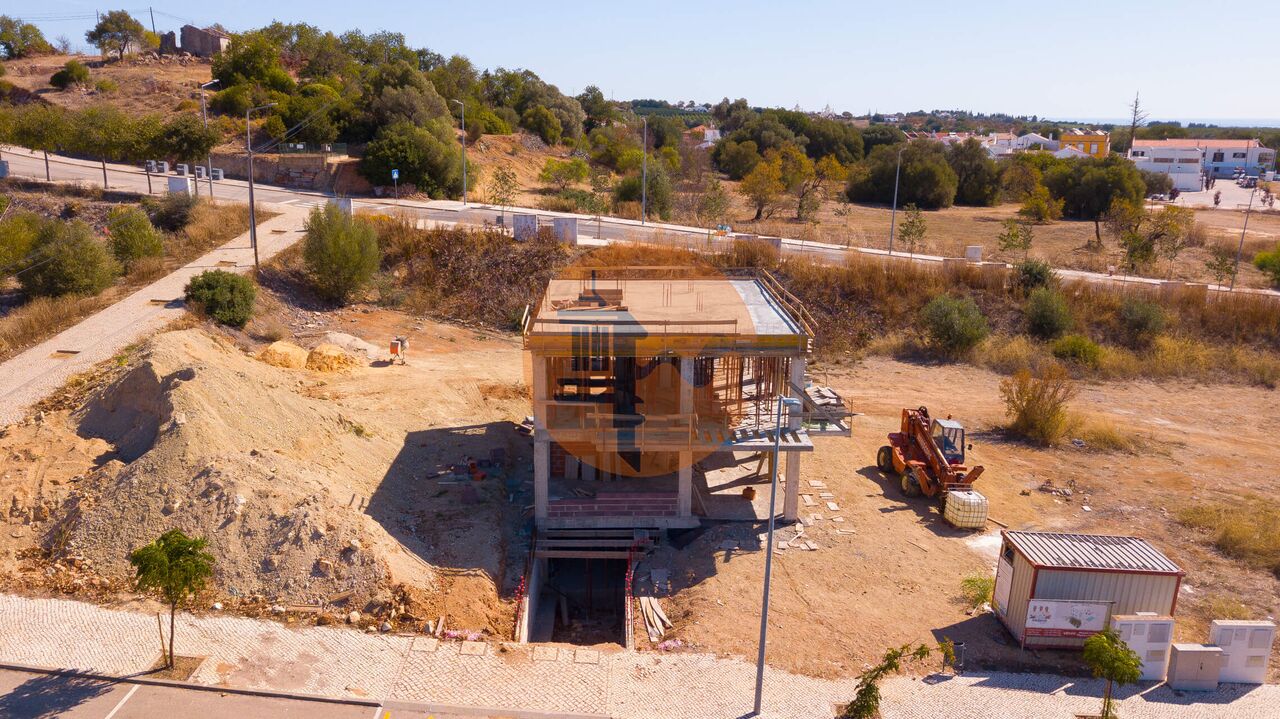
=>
[0,668,533,719]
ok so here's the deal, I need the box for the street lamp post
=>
[888,144,906,255]
[246,103,277,270]
[641,116,648,225]
[753,395,803,716]
[200,80,219,197]
[452,99,466,206]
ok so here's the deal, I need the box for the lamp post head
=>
[451,99,463,106]
[780,397,802,409]
[200,79,220,90]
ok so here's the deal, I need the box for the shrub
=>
[0,211,42,270]
[920,295,989,356]
[1051,334,1101,367]
[302,204,380,303]
[1025,287,1072,340]
[1252,243,1280,286]
[520,105,562,145]
[94,78,119,94]
[184,270,255,327]
[538,157,588,190]
[1014,258,1053,291]
[106,206,163,270]
[959,573,994,610]
[49,60,90,89]
[1119,298,1166,347]
[999,362,1077,445]
[1018,184,1064,223]
[144,192,200,232]
[18,220,119,297]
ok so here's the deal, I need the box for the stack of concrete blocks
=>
[512,214,539,242]
[551,217,578,245]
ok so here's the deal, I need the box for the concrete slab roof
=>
[529,277,803,338]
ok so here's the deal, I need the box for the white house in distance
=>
[1128,142,1205,191]
[1132,139,1276,180]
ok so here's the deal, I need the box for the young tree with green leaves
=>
[997,218,1034,260]
[1204,244,1237,287]
[842,640,956,719]
[129,530,215,669]
[898,203,926,256]
[85,10,146,62]
[487,166,519,222]
[1083,628,1142,719]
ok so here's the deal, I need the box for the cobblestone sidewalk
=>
[0,594,1273,718]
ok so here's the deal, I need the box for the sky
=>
[11,0,1280,124]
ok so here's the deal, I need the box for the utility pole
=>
[641,116,648,225]
[888,145,906,255]
[452,99,466,206]
[200,80,219,197]
[754,396,802,716]
[246,103,277,270]
[149,7,156,35]
[1230,184,1258,291]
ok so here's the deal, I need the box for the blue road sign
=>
[391,169,399,180]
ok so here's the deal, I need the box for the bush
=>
[1025,287,1072,340]
[0,211,42,270]
[999,362,1077,445]
[920,295,989,356]
[1051,334,1102,367]
[959,573,994,610]
[1018,184,1064,223]
[144,192,200,232]
[19,220,119,297]
[520,105,562,145]
[106,206,163,270]
[94,78,119,94]
[49,60,90,89]
[1179,499,1280,578]
[1253,243,1280,286]
[1119,298,1166,347]
[184,270,255,327]
[1014,258,1053,291]
[302,204,380,303]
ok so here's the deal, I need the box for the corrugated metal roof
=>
[1005,531,1182,575]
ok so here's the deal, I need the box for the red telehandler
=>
[877,406,984,498]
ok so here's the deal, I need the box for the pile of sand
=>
[258,341,309,369]
[305,343,358,372]
[57,330,425,608]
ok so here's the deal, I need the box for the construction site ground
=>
[1,293,1277,686]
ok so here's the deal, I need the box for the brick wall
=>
[547,492,677,519]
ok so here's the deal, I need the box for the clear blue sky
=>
[12,1,1280,122]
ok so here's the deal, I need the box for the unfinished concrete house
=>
[514,266,850,645]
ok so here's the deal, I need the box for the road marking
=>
[370,705,386,719]
[102,683,139,719]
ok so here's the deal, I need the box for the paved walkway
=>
[0,594,1272,718]
[0,205,309,426]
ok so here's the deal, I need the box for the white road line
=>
[102,683,139,719]
[370,704,386,719]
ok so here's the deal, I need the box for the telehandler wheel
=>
[876,446,895,474]
[900,468,923,497]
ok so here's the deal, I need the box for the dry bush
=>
[999,361,1077,445]
[1071,415,1142,453]
[1179,499,1280,577]
[0,295,109,358]
[169,201,253,261]
[1195,594,1254,621]
[125,255,168,284]
[973,334,1046,374]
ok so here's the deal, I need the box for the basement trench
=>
[530,557,629,646]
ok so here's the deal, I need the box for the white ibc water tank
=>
[943,490,988,529]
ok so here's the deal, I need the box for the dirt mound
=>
[322,331,381,358]
[61,330,408,608]
[306,343,358,372]
[258,341,309,369]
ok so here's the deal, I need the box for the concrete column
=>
[534,439,549,521]
[783,356,806,522]
[678,356,696,517]
[783,451,801,522]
